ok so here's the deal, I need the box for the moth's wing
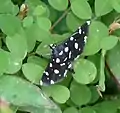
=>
[40,21,91,85]
[40,43,71,86]
[50,21,90,62]
[40,59,71,86]
[63,20,91,60]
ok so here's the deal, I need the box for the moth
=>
[40,21,91,86]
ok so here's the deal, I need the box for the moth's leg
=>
[68,62,75,74]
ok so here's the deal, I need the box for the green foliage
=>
[70,82,91,106]
[107,43,120,76]
[0,15,21,36]
[42,85,70,104]
[63,107,78,113]
[83,21,109,55]
[0,50,9,75]
[100,35,118,50]
[71,0,92,19]
[0,75,61,113]
[0,0,120,113]
[73,59,97,84]
[22,62,44,84]
[111,0,120,13]
[95,0,113,17]
[48,0,68,11]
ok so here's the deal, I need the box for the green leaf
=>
[52,33,70,44]
[111,0,120,13]
[0,15,21,36]
[0,49,9,75]
[22,63,44,84]
[79,107,95,113]
[93,100,119,113]
[23,16,33,28]
[73,59,97,84]
[66,11,84,32]
[52,85,70,104]
[83,21,109,55]
[48,0,68,11]
[71,0,92,19]
[26,23,50,42]
[36,41,53,57]
[42,85,70,104]
[87,54,101,84]
[5,52,22,74]
[70,83,91,106]
[0,75,59,111]
[36,28,51,42]
[36,32,71,57]
[0,0,19,15]
[107,42,120,78]
[25,24,37,52]
[48,6,58,22]
[26,0,50,17]
[89,86,100,104]
[98,50,106,92]
[33,5,47,16]
[6,33,27,60]
[36,17,51,31]
[27,56,48,68]
[100,35,118,50]
[95,0,113,17]
[63,107,78,113]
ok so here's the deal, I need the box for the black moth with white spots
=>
[40,21,91,85]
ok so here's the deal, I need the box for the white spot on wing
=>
[50,63,52,67]
[64,47,69,52]
[54,69,59,74]
[65,43,67,45]
[75,42,79,49]
[64,70,68,77]
[75,55,80,60]
[50,80,54,84]
[79,28,82,34]
[64,57,67,61]
[60,63,65,66]
[70,36,74,41]
[68,64,72,69]
[69,51,72,59]
[84,36,88,43]
[59,51,63,55]
[40,80,43,85]
[87,21,90,25]
[45,72,49,76]
[56,58,60,63]
[59,74,61,77]
[71,32,78,36]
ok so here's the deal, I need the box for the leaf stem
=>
[50,7,71,32]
